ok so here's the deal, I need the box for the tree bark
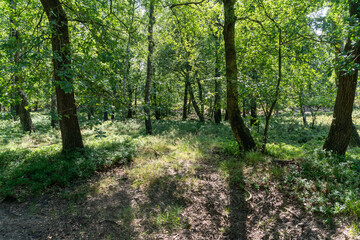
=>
[144,0,155,134]
[50,93,57,128]
[323,1,360,155]
[349,123,360,147]
[10,0,35,133]
[40,0,84,151]
[223,0,256,151]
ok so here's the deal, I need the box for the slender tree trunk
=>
[104,109,109,121]
[223,0,256,151]
[40,0,84,152]
[182,80,189,120]
[323,1,360,155]
[261,31,282,153]
[10,0,35,133]
[186,67,204,122]
[250,97,257,126]
[144,0,155,134]
[299,86,308,127]
[196,77,204,117]
[127,87,133,118]
[214,33,222,124]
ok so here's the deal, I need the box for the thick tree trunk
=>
[349,123,360,147]
[323,1,360,155]
[323,72,358,154]
[144,0,155,134]
[223,0,256,151]
[40,0,84,151]
[182,80,189,120]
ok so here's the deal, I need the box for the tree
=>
[40,0,84,152]
[222,0,256,151]
[144,0,155,134]
[9,0,35,133]
[323,0,360,155]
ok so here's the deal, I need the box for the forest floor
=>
[0,113,359,239]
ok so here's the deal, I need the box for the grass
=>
[0,109,360,236]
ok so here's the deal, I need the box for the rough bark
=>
[323,1,360,155]
[144,0,155,134]
[223,0,256,151]
[40,0,84,151]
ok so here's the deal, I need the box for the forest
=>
[0,0,360,239]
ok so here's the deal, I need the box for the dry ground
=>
[0,153,353,240]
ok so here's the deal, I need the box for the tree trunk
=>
[40,0,84,152]
[15,89,35,132]
[214,32,222,124]
[299,87,308,127]
[349,123,360,148]
[196,77,204,117]
[223,0,256,151]
[261,31,282,153]
[51,93,57,128]
[127,87,133,119]
[104,110,109,121]
[323,1,360,155]
[10,0,35,133]
[34,101,38,112]
[182,80,188,120]
[250,97,257,126]
[144,0,155,134]
[186,67,205,122]
[323,72,358,154]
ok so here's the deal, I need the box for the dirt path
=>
[0,158,352,239]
